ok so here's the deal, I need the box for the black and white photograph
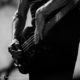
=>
[0,0,80,80]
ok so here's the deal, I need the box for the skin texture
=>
[13,0,67,40]
[13,0,78,40]
[34,0,76,40]
[12,0,30,40]
[34,0,67,43]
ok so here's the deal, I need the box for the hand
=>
[8,39,22,60]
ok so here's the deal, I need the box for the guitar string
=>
[14,35,34,67]
[22,35,34,48]
[22,35,34,47]
[22,35,34,49]
[23,42,34,52]
[21,35,34,51]
[23,39,34,52]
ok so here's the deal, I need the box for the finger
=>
[12,53,22,60]
[11,50,22,57]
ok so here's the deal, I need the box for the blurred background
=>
[0,0,79,80]
[0,0,29,80]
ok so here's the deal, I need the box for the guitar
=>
[9,27,39,73]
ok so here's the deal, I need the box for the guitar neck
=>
[21,35,34,52]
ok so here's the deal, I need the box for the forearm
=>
[12,16,25,40]
[18,0,30,19]
[12,0,30,40]
[36,0,67,16]
[34,0,67,40]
